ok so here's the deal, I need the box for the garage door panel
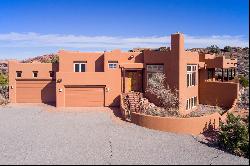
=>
[16,80,56,103]
[65,87,104,107]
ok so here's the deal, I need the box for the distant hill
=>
[21,53,58,63]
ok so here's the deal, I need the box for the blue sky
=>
[0,0,249,60]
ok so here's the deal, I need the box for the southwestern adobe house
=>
[8,33,239,114]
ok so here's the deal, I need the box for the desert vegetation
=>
[218,113,249,158]
[123,73,226,118]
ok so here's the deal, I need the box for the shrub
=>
[218,113,249,158]
[50,55,59,63]
[224,46,233,52]
[207,45,221,54]
[0,73,8,86]
[239,76,249,88]
[146,73,179,116]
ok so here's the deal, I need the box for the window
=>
[109,63,117,69]
[186,96,197,110]
[74,62,86,72]
[108,61,118,69]
[49,71,54,77]
[147,64,164,73]
[146,64,164,86]
[33,71,38,78]
[207,69,213,79]
[187,65,197,87]
[16,71,22,78]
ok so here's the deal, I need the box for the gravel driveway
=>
[0,104,248,165]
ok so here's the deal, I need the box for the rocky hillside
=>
[21,53,59,63]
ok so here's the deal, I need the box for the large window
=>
[147,64,164,85]
[187,65,197,87]
[74,62,86,72]
[108,61,118,69]
[186,96,197,110]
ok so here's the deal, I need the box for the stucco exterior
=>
[8,33,239,114]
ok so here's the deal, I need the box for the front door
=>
[126,71,142,92]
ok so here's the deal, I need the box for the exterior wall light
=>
[59,89,63,92]
[105,87,110,92]
[57,79,62,83]
[11,86,14,89]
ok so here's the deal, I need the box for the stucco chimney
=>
[171,33,185,56]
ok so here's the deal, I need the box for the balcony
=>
[200,53,237,69]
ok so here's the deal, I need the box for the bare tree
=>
[146,73,179,116]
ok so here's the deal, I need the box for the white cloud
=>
[0,32,248,50]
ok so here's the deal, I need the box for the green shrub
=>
[218,113,249,158]
[0,74,8,86]
[50,55,59,63]
[240,76,249,87]
[239,76,249,88]
[224,46,233,52]
[207,45,221,54]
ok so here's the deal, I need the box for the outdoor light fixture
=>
[105,87,110,92]
[59,89,63,92]
[11,86,13,89]
[130,55,134,58]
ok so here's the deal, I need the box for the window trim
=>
[16,71,22,78]
[74,63,86,72]
[146,64,164,86]
[32,71,38,78]
[187,64,197,87]
[49,71,54,77]
[108,63,118,69]
[186,96,197,110]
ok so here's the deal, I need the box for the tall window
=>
[207,68,213,79]
[108,61,118,69]
[33,71,38,78]
[186,96,197,110]
[16,71,22,78]
[74,62,86,72]
[147,64,164,85]
[187,65,197,87]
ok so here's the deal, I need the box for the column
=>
[222,68,224,82]
[122,68,126,93]
[227,69,229,81]
[231,68,233,79]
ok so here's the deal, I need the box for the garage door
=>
[16,80,56,104]
[65,86,104,107]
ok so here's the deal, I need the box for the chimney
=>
[171,32,185,56]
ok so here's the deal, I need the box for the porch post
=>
[122,68,126,93]
[212,69,215,81]
[231,68,233,79]
[141,69,144,92]
[227,69,229,81]
[222,68,224,82]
